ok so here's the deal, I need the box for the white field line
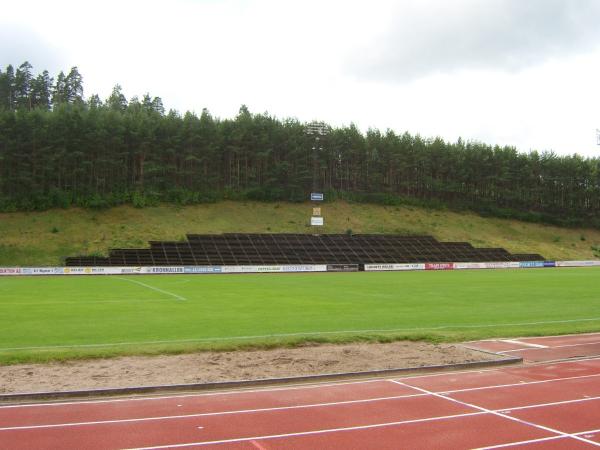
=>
[500,340,600,353]
[499,339,548,349]
[478,427,600,449]
[4,316,600,352]
[391,380,600,448]
[2,357,599,411]
[3,373,600,430]
[0,299,172,307]
[114,277,186,301]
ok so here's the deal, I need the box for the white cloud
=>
[2,0,600,156]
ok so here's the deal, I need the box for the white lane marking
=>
[0,393,428,431]
[114,277,187,301]
[499,339,548,349]
[391,380,600,447]
[4,317,600,352]
[4,373,600,431]
[520,332,600,341]
[478,427,600,449]
[500,340,600,353]
[123,412,487,450]
[476,435,568,449]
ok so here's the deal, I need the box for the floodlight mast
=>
[305,121,328,192]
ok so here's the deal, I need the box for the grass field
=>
[1,268,600,365]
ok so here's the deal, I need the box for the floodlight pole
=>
[305,121,328,228]
[305,121,328,192]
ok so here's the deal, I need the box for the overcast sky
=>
[2,0,600,156]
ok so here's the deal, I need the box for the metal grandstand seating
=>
[64,234,545,266]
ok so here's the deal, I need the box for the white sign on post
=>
[311,216,324,226]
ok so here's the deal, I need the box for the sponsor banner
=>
[0,267,21,275]
[519,261,545,268]
[543,261,556,267]
[222,265,327,274]
[326,264,359,272]
[147,266,185,274]
[22,267,59,275]
[310,192,324,201]
[425,263,454,270]
[184,266,223,274]
[556,260,600,267]
[364,263,426,271]
[454,262,520,270]
[117,267,144,274]
[62,267,95,275]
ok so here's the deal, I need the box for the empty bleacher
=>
[65,234,545,266]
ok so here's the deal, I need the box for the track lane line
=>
[500,340,600,353]
[499,339,548,349]
[121,412,487,450]
[477,427,600,449]
[0,392,428,431]
[4,376,600,432]
[391,380,600,447]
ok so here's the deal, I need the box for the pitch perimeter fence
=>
[1,260,599,276]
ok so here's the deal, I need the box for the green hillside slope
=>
[1,201,599,266]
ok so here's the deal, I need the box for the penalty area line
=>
[114,277,186,301]
[2,317,600,352]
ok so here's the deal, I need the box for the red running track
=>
[466,332,600,362]
[2,356,600,449]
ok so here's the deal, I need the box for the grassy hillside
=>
[1,201,599,266]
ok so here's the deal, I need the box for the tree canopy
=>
[1,61,599,228]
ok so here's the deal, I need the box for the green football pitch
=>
[1,268,600,364]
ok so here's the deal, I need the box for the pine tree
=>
[64,67,84,103]
[14,61,33,109]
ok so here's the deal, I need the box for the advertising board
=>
[556,260,600,267]
[519,261,545,268]
[326,264,359,272]
[364,263,426,271]
[425,263,454,270]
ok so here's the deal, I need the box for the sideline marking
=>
[3,373,600,430]
[391,380,600,447]
[3,317,600,352]
[114,277,187,301]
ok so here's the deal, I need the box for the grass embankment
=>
[1,201,600,266]
[1,268,599,364]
